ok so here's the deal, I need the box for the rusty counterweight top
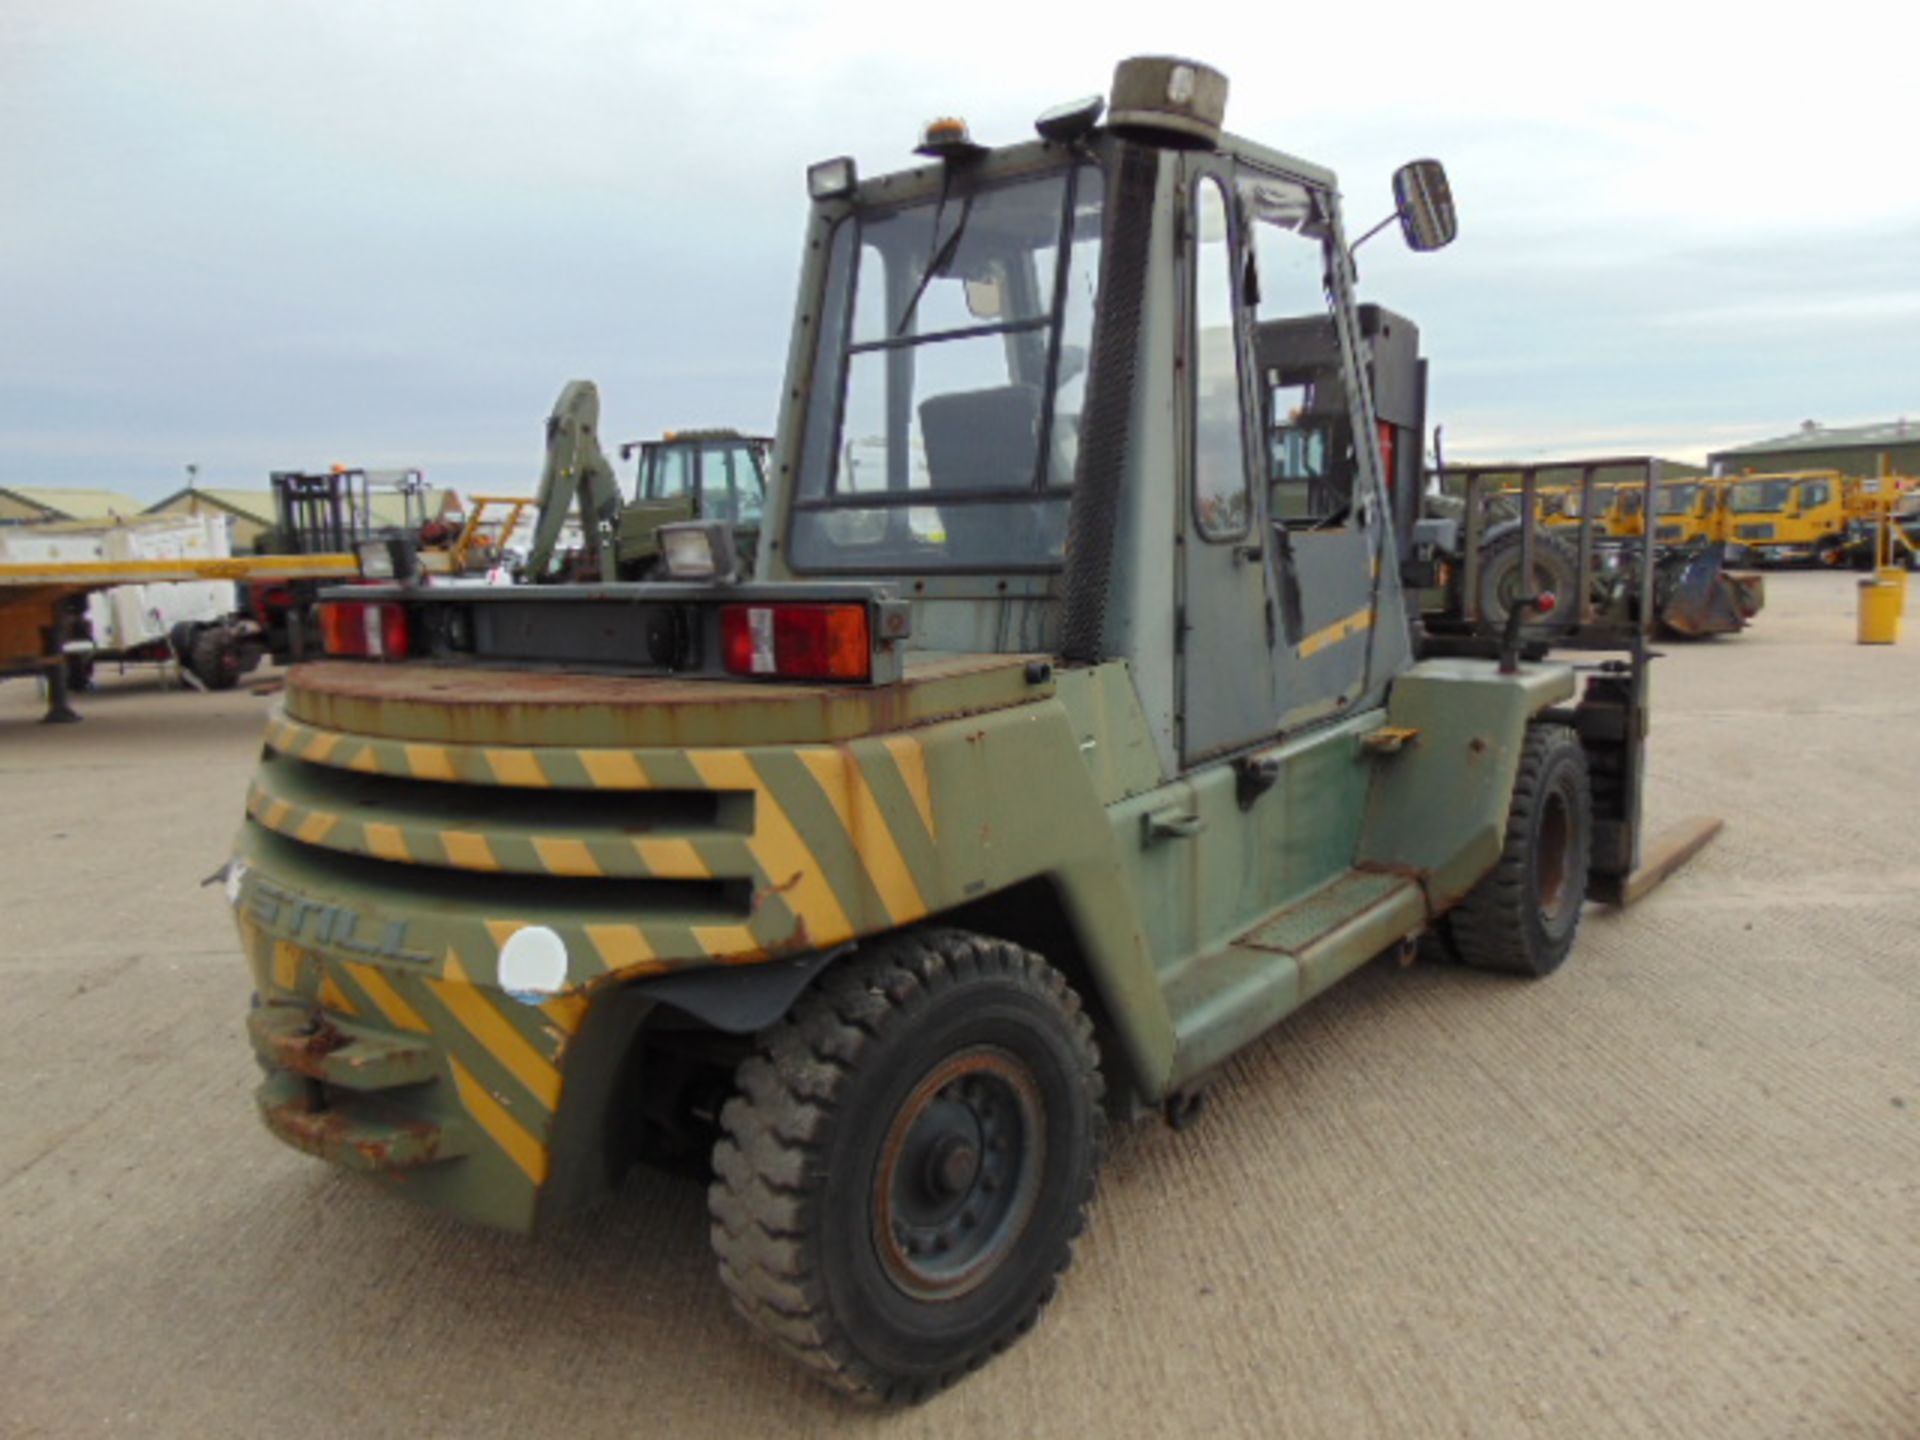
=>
[285,651,1054,749]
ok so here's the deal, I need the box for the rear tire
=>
[188,627,243,691]
[1449,723,1591,977]
[709,929,1104,1404]
[1475,527,1580,634]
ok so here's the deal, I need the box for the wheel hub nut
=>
[928,1137,980,1197]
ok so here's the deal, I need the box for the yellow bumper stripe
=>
[340,961,431,1034]
[318,970,359,1016]
[428,953,561,1111]
[449,1056,548,1186]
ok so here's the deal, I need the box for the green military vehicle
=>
[519,381,770,582]
[225,57,1705,1403]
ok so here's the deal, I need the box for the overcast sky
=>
[5,0,1917,503]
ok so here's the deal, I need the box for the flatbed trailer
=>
[0,552,359,722]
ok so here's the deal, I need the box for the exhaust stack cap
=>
[1108,56,1228,148]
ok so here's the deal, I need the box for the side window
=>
[1801,480,1828,509]
[648,447,695,502]
[1192,177,1249,539]
[735,447,768,526]
[1244,176,1353,526]
[696,448,735,523]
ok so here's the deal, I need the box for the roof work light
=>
[807,156,857,200]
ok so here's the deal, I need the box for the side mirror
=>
[1393,159,1457,252]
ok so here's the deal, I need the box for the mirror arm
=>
[1349,210,1399,255]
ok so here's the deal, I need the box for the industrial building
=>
[1710,418,1920,478]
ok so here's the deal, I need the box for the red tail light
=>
[720,603,870,681]
[317,601,412,659]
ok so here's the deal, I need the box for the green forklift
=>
[224,56,1713,1404]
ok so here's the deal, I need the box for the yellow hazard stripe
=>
[796,750,925,927]
[532,836,601,877]
[882,735,936,839]
[633,837,709,877]
[690,750,852,945]
[271,941,302,994]
[340,961,431,1034]
[691,924,761,962]
[294,810,338,845]
[485,748,548,787]
[584,923,662,974]
[579,750,648,788]
[318,970,359,1016]
[1298,603,1375,660]
[364,823,410,862]
[441,831,500,871]
[428,952,562,1110]
[405,744,455,782]
[539,992,590,1034]
[448,1055,548,1186]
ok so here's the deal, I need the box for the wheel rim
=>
[872,1045,1045,1302]
[1536,787,1572,919]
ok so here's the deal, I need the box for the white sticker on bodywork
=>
[224,860,249,908]
[498,925,568,1002]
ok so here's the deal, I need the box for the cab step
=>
[1163,868,1427,1087]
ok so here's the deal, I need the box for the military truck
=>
[225,58,1709,1403]
[519,384,770,582]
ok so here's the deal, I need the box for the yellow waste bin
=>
[1875,565,1908,618]
[1858,579,1900,644]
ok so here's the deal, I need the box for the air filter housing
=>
[1107,56,1228,147]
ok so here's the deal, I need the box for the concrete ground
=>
[2,570,1914,1438]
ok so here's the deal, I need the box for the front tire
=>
[1449,723,1591,977]
[709,929,1105,1404]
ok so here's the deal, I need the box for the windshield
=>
[1572,485,1614,518]
[790,164,1101,572]
[1730,480,1793,512]
[1656,483,1699,515]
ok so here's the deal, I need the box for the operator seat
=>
[919,384,1045,563]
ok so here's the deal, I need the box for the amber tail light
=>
[720,603,869,681]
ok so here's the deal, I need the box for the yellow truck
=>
[1651,479,1727,546]
[1539,483,1645,539]
[1726,470,1863,565]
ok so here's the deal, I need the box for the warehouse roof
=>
[0,485,147,520]
[1717,418,1920,456]
[146,486,454,528]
